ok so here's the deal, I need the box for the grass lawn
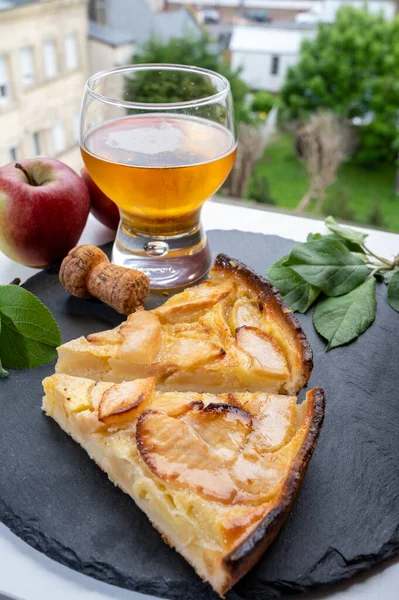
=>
[249,133,399,232]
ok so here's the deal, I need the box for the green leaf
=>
[383,269,397,285]
[0,285,61,369]
[313,277,376,350]
[0,321,8,378]
[307,230,365,253]
[387,269,399,312]
[0,356,8,378]
[307,232,323,242]
[284,238,369,297]
[325,216,368,246]
[267,262,320,313]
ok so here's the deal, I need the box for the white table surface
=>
[0,201,398,600]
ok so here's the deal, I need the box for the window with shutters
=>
[19,47,35,87]
[52,119,65,154]
[64,33,78,71]
[43,39,58,79]
[0,55,10,106]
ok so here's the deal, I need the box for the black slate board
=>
[1,230,399,600]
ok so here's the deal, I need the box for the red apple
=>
[0,159,90,267]
[81,167,120,231]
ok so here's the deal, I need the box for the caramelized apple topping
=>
[229,297,262,331]
[87,328,121,344]
[236,326,289,377]
[137,396,308,505]
[98,377,155,425]
[241,393,297,452]
[184,403,252,461]
[119,309,162,363]
[159,336,225,369]
[137,409,239,503]
[154,281,233,323]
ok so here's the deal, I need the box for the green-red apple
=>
[0,159,90,267]
[81,167,120,231]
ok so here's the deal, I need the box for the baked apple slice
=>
[154,280,233,323]
[236,325,289,378]
[118,309,162,363]
[98,378,155,425]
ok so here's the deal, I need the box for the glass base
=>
[112,222,212,290]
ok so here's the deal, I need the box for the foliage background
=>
[127,36,251,123]
[281,7,399,165]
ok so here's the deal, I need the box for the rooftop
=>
[89,1,202,47]
[89,21,135,47]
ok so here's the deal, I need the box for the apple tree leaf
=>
[307,232,323,242]
[387,269,399,312]
[284,237,369,297]
[307,230,365,253]
[267,261,320,313]
[382,269,397,285]
[0,360,8,378]
[0,320,8,378]
[0,285,61,369]
[313,277,376,350]
[325,216,368,247]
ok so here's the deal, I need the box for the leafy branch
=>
[0,285,61,378]
[267,216,399,350]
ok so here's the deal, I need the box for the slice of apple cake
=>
[42,374,325,597]
[56,254,313,395]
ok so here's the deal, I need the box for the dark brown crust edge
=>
[211,253,313,393]
[221,386,326,595]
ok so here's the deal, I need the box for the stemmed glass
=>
[80,64,237,290]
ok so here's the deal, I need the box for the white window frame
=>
[0,55,11,106]
[64,32,79,71]
[43,39,58,79]
[52,119,65,155]
[19,46,35,87]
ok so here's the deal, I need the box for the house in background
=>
[88,0,202,75]
[166,0,396,24]
[230,25,315,92]
[0,0,88,170]
[229,0,395,93]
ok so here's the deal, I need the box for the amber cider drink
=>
[81,114,237,236]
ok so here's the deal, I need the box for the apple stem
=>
[15,163,38,187]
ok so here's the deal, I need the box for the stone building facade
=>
[0,0,88,171]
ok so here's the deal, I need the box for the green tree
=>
[127,36,251,123]
[281,7,399,165]
[251,91,278,114]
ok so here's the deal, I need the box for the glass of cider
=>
[80,64,237,290]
